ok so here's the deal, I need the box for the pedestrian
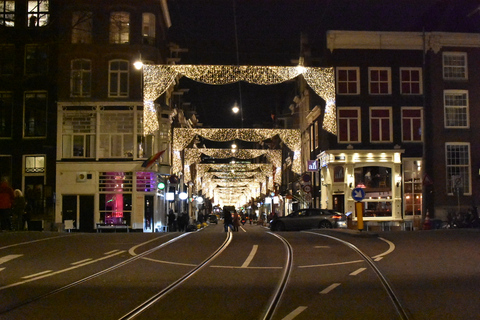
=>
[168,209,176,232]
[12,189,26,231]
[233,212,240,232]
[223,207,233,232]
[0,178,14,231]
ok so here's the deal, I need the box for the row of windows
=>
[336,107,422,144]
[336,52,468,95]
[0,0,48,27]
[0,2,157,45]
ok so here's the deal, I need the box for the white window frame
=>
[0,1,15,27]
[27,0,49,27]
[444,90,469,128]
[336,67,360,95]
[368,67,391,95]
[370,107,392,143]
[445,143,471,195]
[443,52,467,80]
[401,107,423,142]
[71,59,91,97]
[109,11,130,44]
[337,107,361,143]
[400,67,422,95]
[108,60,129,98]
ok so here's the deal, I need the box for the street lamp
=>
[231,102,243,128]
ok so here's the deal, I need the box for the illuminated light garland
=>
[173,128,301,175]
[143,101,159,136]
[143,64,336,135]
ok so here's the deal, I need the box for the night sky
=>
[166,0,480,128]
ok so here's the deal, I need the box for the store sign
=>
[307,160,318,172]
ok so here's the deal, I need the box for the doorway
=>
[62,195,94,232]
[333,194,345,213]
[144,195,154,232]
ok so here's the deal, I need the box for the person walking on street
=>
[0,179,14,231]
[12,189,26,231]
[223,207,233,232]
[233,212,240,232]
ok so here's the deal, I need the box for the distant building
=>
[301,30,480,225]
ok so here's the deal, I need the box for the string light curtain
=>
[173,128,301,175]
[143,64,336,135]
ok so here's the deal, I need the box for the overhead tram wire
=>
[232,0,244,128]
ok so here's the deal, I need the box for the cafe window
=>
[354,166,392,217]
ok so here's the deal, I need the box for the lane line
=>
[0,254,23,265]
[22,270,53,279]
[240,226,247,232]
[320,283,341,294]
[0,235,72,250]
[241,245,258,268]
[282,306,308,320]
[105,250,120,255]
[71,258,93,265]
[350,267,367,276]
[0,267,4,272]
[374,257,383,262]
[0,250,125,291]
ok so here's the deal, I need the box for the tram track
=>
[0,232,188,316]
[304,231,410,320]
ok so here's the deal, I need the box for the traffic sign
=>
[303,185,312,193]
[352,188,365,201]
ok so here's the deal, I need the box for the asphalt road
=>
[0,225,479,319]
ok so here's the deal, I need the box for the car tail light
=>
[332,215,342,219]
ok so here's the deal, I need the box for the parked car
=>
[208,214,218,224]
[270,208,347,231]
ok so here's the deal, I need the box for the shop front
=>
[318,149,404,223]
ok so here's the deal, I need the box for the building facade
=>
[307,30,480,225]
[54,0,174,232]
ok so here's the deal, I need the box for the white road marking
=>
[0,250,125,291]
[0,267,4,272]
[240,226,247,232]
[241,245,258,268]
[314,246,330,248]
[71,258,93,265]
[320,283,341,294]
[104,250,119,255]
[374,257,383,262]
[282,306,308,320]
[350,267,367,276]
[0,235,72,250]
[22,270,53,279]
[0,254,23,265]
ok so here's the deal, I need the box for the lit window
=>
[370,107,392,142]
[338,107,360,143]
[62,108,96,158]
[446,143,470,195]
[369,67,391,95]
[71,59,91,97]
[0,45,14,75]
[99,109,134,158]
[400,68,422,95]
[443,52,467,80]
[444,90,468,128]
[336,67,359,95]
[401,107,422,142]
[109,60,129,97]
[72,11,92,44]
[110,12,129,44]
[25,45,48,75]
[24,92,47,137]
[0,1,15,27]
[25,155,45,173]
[142,13,156,45]
[28,0,49,27]
[0,92,12,137]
